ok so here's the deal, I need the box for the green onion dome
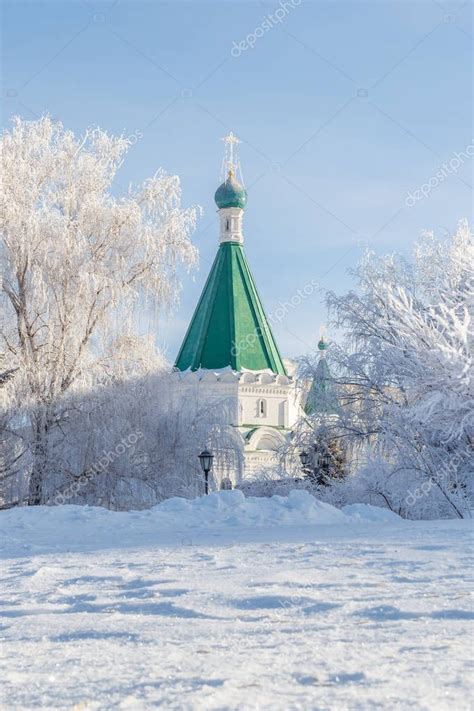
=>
[318,337,328,351]
[214,169,248,210]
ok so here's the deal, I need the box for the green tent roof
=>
[175,242,287,374]
[305,355,339,416]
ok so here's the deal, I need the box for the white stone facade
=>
[173,366,302,484]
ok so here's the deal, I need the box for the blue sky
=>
[2,0,472,360]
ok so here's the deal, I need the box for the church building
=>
[174,133,303,483]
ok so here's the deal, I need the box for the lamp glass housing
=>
[198,450,214,473]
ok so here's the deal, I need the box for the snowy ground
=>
[1,491,473,710]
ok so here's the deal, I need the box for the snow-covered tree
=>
[0,117,199,505]
[301,221,473,519]
[0,354,27,507]
[39,363,241,510]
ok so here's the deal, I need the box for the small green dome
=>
[215,171,247,210]
[318,337,328,351]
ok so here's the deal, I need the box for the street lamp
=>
[198,450,214,495]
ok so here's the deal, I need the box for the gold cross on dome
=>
[221,131,241,174]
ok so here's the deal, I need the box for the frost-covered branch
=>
[0,117,200,505]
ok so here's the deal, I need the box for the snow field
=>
[1,493,472,710]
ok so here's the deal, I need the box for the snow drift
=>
[0,491,402,558]
[156,490,401,527]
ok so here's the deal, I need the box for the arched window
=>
[258,399,267,417]
[225,218,230,231]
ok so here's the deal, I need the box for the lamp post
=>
[198,450,214,495]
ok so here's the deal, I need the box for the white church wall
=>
[173,372,300,430]
[238,385,292,428]
[171,369,304,484]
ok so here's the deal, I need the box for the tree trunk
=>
[28,416,50,506]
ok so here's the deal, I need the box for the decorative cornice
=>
[173,367,294,386]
